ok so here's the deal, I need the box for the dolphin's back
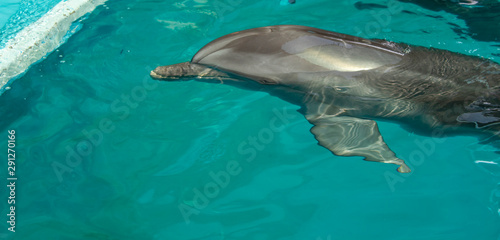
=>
[191,25,406,78]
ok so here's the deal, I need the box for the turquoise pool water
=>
[1,0,500,239]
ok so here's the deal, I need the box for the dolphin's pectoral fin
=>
[306,115,411,173]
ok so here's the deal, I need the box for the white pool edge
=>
[0,0,107,93]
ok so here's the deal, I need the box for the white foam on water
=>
[0,0,107,93]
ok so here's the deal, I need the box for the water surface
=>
[1,0,500,239]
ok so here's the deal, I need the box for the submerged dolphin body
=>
[151,25,500,173]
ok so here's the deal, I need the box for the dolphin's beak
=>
[150,63,198,80]
[150,69,166,80]
[150,66,182,80]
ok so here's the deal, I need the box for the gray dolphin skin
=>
[151,25,500,173]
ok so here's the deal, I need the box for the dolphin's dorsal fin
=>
[306,114,411,173]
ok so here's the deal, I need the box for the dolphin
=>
[150,25,500,173]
